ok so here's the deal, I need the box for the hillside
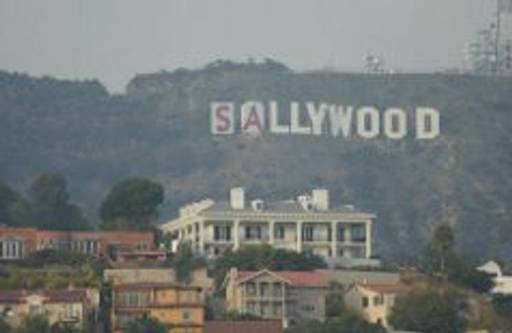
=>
[1,60,512,261]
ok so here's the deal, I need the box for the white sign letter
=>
[384,108,407,139]
[269,101,290,134]
[290,102,311,135]
[357,106,380,139]
[329,105,353,138]
[306,103,329,136]
[416,107,440,139]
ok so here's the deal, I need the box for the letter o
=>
[357,107,380,139]
[384,108,407,139]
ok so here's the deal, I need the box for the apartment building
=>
[344,283,408,328]
[160,188,377,267]
[223,268,329,326]
[0,226,155,260]
[111,282,204,333]
[0,288,99,329]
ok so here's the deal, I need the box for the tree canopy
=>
[28,173,89,230]
[389,290,466,333]
[285,312,385,333]
[99,178,164,230]
[16,314,52,333]
[126,314,167,333]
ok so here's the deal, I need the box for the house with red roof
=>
[223,268,329,326]
[344,282,409,328]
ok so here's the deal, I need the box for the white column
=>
[199,221,205,255]
[234,220,240,250]
[330,222,337,258]
[296,221,303,252]
[14,241,19,258]
[344,224,352,258]
[366,220,372,258]
[269,221,275,245]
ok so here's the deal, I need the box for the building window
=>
[182,310,192,321]
[350,225,366,243]
[301,304,316,312]
[302,226,314,242]
[272,283,282,297]
[275,225,285,240]
[213,225,231,241]
[337,226,345,242]
[362,297,369,308]
[117,291,151,307]
[374,294,384,306]
[244,225,262,240]
[246,283,257,296]
[260,282,269,297]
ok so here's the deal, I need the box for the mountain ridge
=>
[1,60,511,262]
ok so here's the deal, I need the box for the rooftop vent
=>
[251,199,264,211]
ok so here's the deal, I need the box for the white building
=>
[160,188,378,267]
[477,260,512,295]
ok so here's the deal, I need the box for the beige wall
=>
[344,286,396,328]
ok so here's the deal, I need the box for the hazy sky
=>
[0,0,506,92]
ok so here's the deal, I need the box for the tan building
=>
[161,188,378,268]
[0,288,98,329]
[224,268,329,326]
[104,267,214,297]
[111,282,204,333]
[343,283,408,328]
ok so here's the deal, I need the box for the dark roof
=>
[204,321,282,333]
[202,201,368,215]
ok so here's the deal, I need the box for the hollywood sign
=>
[211,101,440,139]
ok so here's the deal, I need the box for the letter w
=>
[329,106,353,138]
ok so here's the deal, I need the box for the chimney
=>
[229,267,238,282]
[230,187,245,210]
[312,189,329,211]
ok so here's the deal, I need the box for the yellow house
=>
[343,283,408,328]
[111,283,204,333]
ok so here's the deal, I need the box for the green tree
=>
[99,178,164,230]
[173,241,195,283]
[432,224,455,277]
[0,180,31,227]
[285,312,385,333]
[17,314,52,333]
[492,294,512,317]
[0,317,11,333]
[447,257,494,293]
[28,173,89,230]
[389,290,466,333]
[126,314,167,333]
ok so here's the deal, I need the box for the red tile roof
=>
[204,321,282,333]
[236,270,329,287]
[358,283,409,294]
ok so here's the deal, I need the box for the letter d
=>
[416,108,440,140]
